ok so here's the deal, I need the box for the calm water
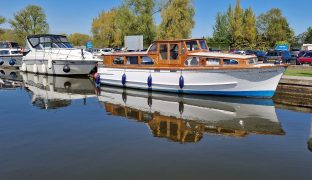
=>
[0,69,312,180]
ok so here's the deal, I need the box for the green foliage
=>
[0,16,5,25]
[233,0,244,48]
[92,6,137,48]
[212,12,229,43]
[9,5,49,43]
[242,7,256,49]
[68,33,91,46]
[0,29,21,44]
[92,0,156,48]
[256,8,294,48]
[126,0,157,46]
[158,0,195,40]
[303,27,312,43]
[214,1,257,49]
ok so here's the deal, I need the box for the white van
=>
[302,44,312,51]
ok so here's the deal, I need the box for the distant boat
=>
[20,34,101,75]
[0,41,23,68]
[97,38,287,98]
[98,86,285,143]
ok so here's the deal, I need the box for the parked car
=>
[291,48,301,57]
[245,50,266,61]
[264,50,296,64]
[296,50,308,65]
[232,50,245,55]
[297,51,312,65]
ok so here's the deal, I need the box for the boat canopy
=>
[27,34,73,49]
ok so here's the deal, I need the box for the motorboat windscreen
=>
[27,35,74,49]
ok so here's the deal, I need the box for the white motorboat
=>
[21,34,101,75]
[0,41,23,68]
[98,86,285,143]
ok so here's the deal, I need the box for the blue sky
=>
[0,0,310,37]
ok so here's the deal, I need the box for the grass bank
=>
[284,66,312,77]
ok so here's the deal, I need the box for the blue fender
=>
[179,75,184,89]
[122,74,126,86]
[9,59,16,66]
[147,75,152,88]
[95,74,101,85]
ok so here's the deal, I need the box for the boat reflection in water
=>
[0,68,23,89]
[21,73,96,109]
[98,86,285,143]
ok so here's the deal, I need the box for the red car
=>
[298,51,312,65]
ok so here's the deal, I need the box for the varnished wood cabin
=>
[103,38,263,70]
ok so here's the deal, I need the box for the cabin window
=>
[170,44,179,60]
[11,51,21,54]
[206,58,221,65]
[159,44,168,60]
[0,50,9,55]
[126,56,139,65]
[113,56,124,64]
[141,56,154,65]
[223,59,239,65]
[248,58,257,64]
[186,40,199,51]
[149,43,158,52]
[199,40,208,50]
[184,57,199,66]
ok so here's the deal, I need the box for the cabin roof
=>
[105,51,148,56]
[27,34,67,38]
[152,38,206,43]
[189,52,256,59]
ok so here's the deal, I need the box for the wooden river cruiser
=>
[97,39,287,98]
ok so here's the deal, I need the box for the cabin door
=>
[158,43,181,65]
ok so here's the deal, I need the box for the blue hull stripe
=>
[100,82,275,98]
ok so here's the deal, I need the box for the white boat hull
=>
[98,66,285,98]
[20,59,96,75]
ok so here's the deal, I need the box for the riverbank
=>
[274,75,312,113]
[284,65,312,77]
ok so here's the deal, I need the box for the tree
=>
[303,27,312,43]
[256,8,294,48]
[242,7,256,49]
[126,0,156,46]
[212,12,229,43]
[228,0,244,48]
[91,6,137,48]
[158,0,195,40]
[0,29,20,44]
[9,5,49,42]
[68,33,91,46]
[0,16,5,25]
[92,9,118,48]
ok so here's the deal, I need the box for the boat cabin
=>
[0,41,22,56]
[103,39,257,68]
